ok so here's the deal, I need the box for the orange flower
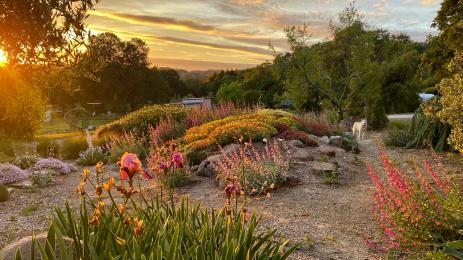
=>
[134,217,144,235]
[119,152,152,180]
[96,185,103,197]
[103,177,114,191]
[117,204,126,214]
[76,181,86,195]
[124,216,131,225]
[89,214,100,225]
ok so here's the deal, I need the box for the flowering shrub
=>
[0,163,29,184]
[306,122,332,137]
[30,170,55,187]
[105,132,148,162]
[296,112,338,136]
[184,109,302,152]
[96,105,187,138]
[13,155,39,169]
[186,102,243,127]
[367,145,463,253]
[31,158,76,175]
[76,147,107,166]
[215,139,290,195]
[148,143,190,188]
[148,117,186,146]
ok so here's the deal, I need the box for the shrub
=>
[210,121,277,146]
[96,105,187,138]
[31,158,76,175]
[36,139,61,158]
[13,155,39,169]
[367,145,463,254]
[383,127,411,147]
[306,122,332,137]
[61,137,88,160]
[30,170,55,187]
[148,142,191,188]
[148,117,186,146]
[186,102,240,127]
[407,107,451,152]
[215,140,289,195]
[76,147,107,166]
[106,132,148,162]
[184,150,208,166]
[0,163,29,184]
[0,184,8,202]
[341,136,360,153]
[184,109,299,152]
[280,130,319,147]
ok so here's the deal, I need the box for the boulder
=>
[0,232,74,260]
[329,136,343,148]
[292,149,314,161]
[311,162,337,175]
[318,145,345,157]
[320,136,330,145]
[287,139,305,148]
[222,143,241,156]
[196,154,223,177]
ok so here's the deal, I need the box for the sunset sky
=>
[86,0,442,70]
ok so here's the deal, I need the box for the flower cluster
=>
[31,158,76,175]
[186,102,239,127]
[0,163,30,184]
[148,142,189,188]
[367,144,463,251]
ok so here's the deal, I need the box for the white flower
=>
[262,138,268,143]
[277,138,284,142]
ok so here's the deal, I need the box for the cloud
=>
[420,0,439,6]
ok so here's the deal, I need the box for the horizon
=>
[86,0,442,71]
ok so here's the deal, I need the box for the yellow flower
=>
[117,204,126,214]
[76,181,86,195]
[134,217,144,235]
[103,177,115,191]
[95,185,103,197]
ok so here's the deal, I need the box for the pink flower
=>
[160,162,168,170]
[119,152,152,180]
[172,152,184,168]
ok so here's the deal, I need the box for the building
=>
[170,97,213,108]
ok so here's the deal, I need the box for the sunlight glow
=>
[0,50,7,66]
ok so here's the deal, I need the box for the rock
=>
[320,136,330,144]
[222,143,241,156]
[311,162,337,175]
[292,149,314,161]
[197,154,223,177]
[0,232,74,260]
[317,145,345,157]
[288,139,304,148]
[329,136,343,148]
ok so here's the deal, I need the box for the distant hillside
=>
[176,69,221,80]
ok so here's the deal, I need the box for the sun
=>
[0,49,8,66]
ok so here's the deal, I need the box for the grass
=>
[36,117,117,136]
[322,170,340,185]
[20,205,40,216]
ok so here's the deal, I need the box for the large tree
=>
[0,0,97,66]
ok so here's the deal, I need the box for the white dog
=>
[352,119,368,140]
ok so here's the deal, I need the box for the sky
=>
[86,0,442,70]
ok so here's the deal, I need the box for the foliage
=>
[185,102,242,127]
[434,51,463,153]
[19,160,300,260]
[322,170,340,185]
[367,145,463,253]
[13,156,39,170]
[407,107,451,152]
[217,81,246,104]
[61,137,88,160]
[76,147,107,166]
[0,163,29,184]
[280,130,319,147]
[30,170,55,187]
[0,0,97,66]
[383,121,411,147]
[148,117,186,147]
[148,142,190,188]
[215,140,290,195]
[0,184,8,202]
[36,139,61,158]
[31,158,76,175]
[106,133,148,162]
[0,68,46,139]
[96,105,187,138]
[184,109,301,152]
[184,150,208,166]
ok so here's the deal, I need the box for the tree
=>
[432,0,463,51]
[216,81,245,104]
[0,68,46,138]
[0,0,97,66]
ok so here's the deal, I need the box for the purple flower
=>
[160,162,168,170]
[32,158,76,175]
[0,163,30,184]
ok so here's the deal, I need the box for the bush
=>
[13,155,39,169]
[96,105,187,138]
[184,150,208,166]
[0,163,29,184]
[76,147,107,166]
[280,130,319,147]
[106,133,148,162]
[36,139,61,158]
[30,170,55,187]
[215,140,289,194]
[61,137,88,160]
[367,145,463,254]
[31,158,76,175]
[184,109,300,152]
[383,126,411,147]
[0,184,8,202]
[306,122,332,137]
[148,117,186,146]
